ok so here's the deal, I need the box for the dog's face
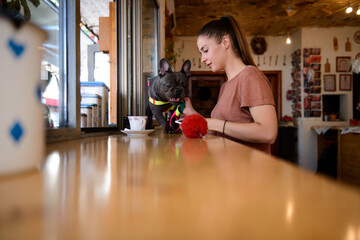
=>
[158,58,191,105]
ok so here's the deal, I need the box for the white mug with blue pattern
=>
[0,15,47,176]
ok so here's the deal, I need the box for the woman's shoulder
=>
[243,65,268,80]
[233,65,270,87]
[233,65,264,80]
[242,65,262,75]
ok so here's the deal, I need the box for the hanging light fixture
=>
[357,6,360,15]
[286,33,291,44]
[287,2,292,14]
[346,2,353,13]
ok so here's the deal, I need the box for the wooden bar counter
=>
[1,130,360,239]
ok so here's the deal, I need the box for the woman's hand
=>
[183,97,199,116]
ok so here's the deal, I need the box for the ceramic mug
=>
[128,116,148,131]
[0,16,47,176]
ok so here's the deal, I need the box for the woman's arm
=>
[182,97,201,116]
[206,105,278,144]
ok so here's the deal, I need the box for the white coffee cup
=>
[128,116,147,131]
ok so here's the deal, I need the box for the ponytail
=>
[198,15,256,67]
[223,15,256,67]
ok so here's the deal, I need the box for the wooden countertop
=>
[1,131,360,239]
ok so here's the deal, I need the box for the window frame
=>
[46,0,161,142]
[46,0,81,142]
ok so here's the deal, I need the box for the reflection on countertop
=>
[0,131,360,240]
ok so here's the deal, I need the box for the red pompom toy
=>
[181,114,208,138]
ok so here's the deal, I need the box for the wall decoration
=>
[310,86,321,93]
[333,37,338,51]
[352,57,360,74]
[339,74,352,91]
[324,74,336,91]
[310,48,321,55]
[355,52,360,60]
[303,48,322,117]
[354,30,360,44]
[304,94,321,117]
[310,55,321,63]
[291,49,301,118]
[286,90,293,100]
[336,56,351,72]
[345,37,351,51]
[250,37,267,55]
[325,58,330,72]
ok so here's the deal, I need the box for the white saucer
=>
[121,128,155,136]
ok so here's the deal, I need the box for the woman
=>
[183,15,277,154]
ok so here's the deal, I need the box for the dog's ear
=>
[181,59,191,78]
[158,58,172,77]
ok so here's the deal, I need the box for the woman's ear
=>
[222,35,231,50]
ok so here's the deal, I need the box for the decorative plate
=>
[354,31,360,44]
[355,52,360,60]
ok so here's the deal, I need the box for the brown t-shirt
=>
[211,65,275,153]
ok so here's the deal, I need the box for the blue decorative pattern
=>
[10,121,24,143]
[8,38,25,58]
[36,84,42,101]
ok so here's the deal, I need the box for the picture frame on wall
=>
[324,74,336,91]
[339,74,352,91]
[336,56,351,72]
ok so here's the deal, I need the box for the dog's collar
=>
[149,96,185,131]
[149,96,185,116]
[149,96,169,105]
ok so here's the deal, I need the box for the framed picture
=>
[336,56,351,72]
[339,74,352,91]
[310,48,321,55]
[324,74,336,91]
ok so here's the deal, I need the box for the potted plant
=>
[0,0,40,21]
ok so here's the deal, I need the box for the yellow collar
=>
[149,96,169,105]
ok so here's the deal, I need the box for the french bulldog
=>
[146,58,191,133]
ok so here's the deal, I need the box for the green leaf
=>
[20,0,30,21]
[28,0,39,7]
[14,0,20,11]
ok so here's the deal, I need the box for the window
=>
[79,1,117,129]
[141,0,159,113]
[27,0,160,140]
[29,0,62,128]
[29,0,79,136]
[124,0,159,116]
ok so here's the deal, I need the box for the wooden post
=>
[109,2,117,125]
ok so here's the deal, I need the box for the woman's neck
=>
[224,56,247,81]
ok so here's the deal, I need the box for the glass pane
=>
[80,0,115,128]
[29,0,61,128]
[142,0,159,111]
[142,0,158,79]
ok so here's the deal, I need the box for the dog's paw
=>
[164,125,175,134]
[164,128,182,134]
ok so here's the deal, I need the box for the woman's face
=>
[197,35,226,72]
